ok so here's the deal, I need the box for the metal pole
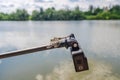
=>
[0,45,55,59]
[0,34,89,72]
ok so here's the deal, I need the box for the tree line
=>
[0,5,120,20]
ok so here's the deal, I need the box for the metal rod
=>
[0,45,55,59]
[0,34,75,59]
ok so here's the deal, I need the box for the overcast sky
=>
[0,0,120,13]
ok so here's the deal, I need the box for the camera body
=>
[71,50,89,72]
[70,41,89,72]
[50,34,89,72]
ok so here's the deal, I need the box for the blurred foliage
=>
[0,5,120,20]
[0,9,29,21]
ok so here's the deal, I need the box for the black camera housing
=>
[71,50,89,72]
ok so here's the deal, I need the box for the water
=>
[0,21,120,80]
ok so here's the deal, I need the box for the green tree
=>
[1,5,120,20]
[93,7,103,15]
[85,5,94,15]
[71,6,85,20]
[39,8,44,20]
[96,11,111,20]
[0,13,9,20]
[31,10,40,20]
[0,13,4,20]
[10,9,29,20]
[110,5,120,15]
[43,8,55,20]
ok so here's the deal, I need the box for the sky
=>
[0,0,120,13]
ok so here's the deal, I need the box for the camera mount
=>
[0,34,89,72]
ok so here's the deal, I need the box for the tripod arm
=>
[0,45,56,59]
[0,34,76,59]
[0,34,89,72]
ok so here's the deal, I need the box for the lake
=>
[0,21,120,80]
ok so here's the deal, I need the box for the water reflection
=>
[35,61,119,80]
[0,21,120,80]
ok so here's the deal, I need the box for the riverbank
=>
[0,5,120,21]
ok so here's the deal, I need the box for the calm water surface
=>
[0,21,120,80]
